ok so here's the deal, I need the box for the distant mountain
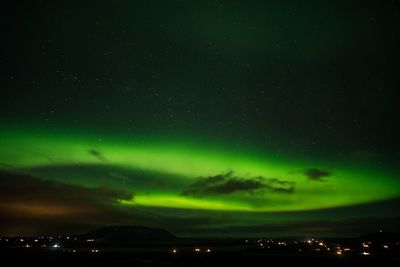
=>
[79,225,175,245]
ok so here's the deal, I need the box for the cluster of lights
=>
[1,234,396,257]
[255,238,276,248]
[192,248,211,253]
[362,242,369,248]
[250,237,356,254]
[306,238,326,246]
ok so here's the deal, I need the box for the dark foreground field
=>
[1,248,399,267]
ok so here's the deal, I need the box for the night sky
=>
[0,0,399,237]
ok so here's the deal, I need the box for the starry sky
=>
[0,0,399,237]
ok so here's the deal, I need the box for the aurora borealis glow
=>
[1,1,399,237]
[1,128,399,213]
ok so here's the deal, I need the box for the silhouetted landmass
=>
[1,227,399,266]
[79,225,175,245]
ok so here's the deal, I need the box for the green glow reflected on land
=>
[0,127,399,212]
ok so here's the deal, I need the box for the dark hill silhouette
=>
[79,225,175,245]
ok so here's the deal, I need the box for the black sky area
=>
[1,0,399,158]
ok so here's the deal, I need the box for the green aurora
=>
[1,127,398,213]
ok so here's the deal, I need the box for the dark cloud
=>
[181,171,295,196]
[303,168,332,181]
[88,148,106,161]
[0,170,133,204]
[0,170,134,235]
